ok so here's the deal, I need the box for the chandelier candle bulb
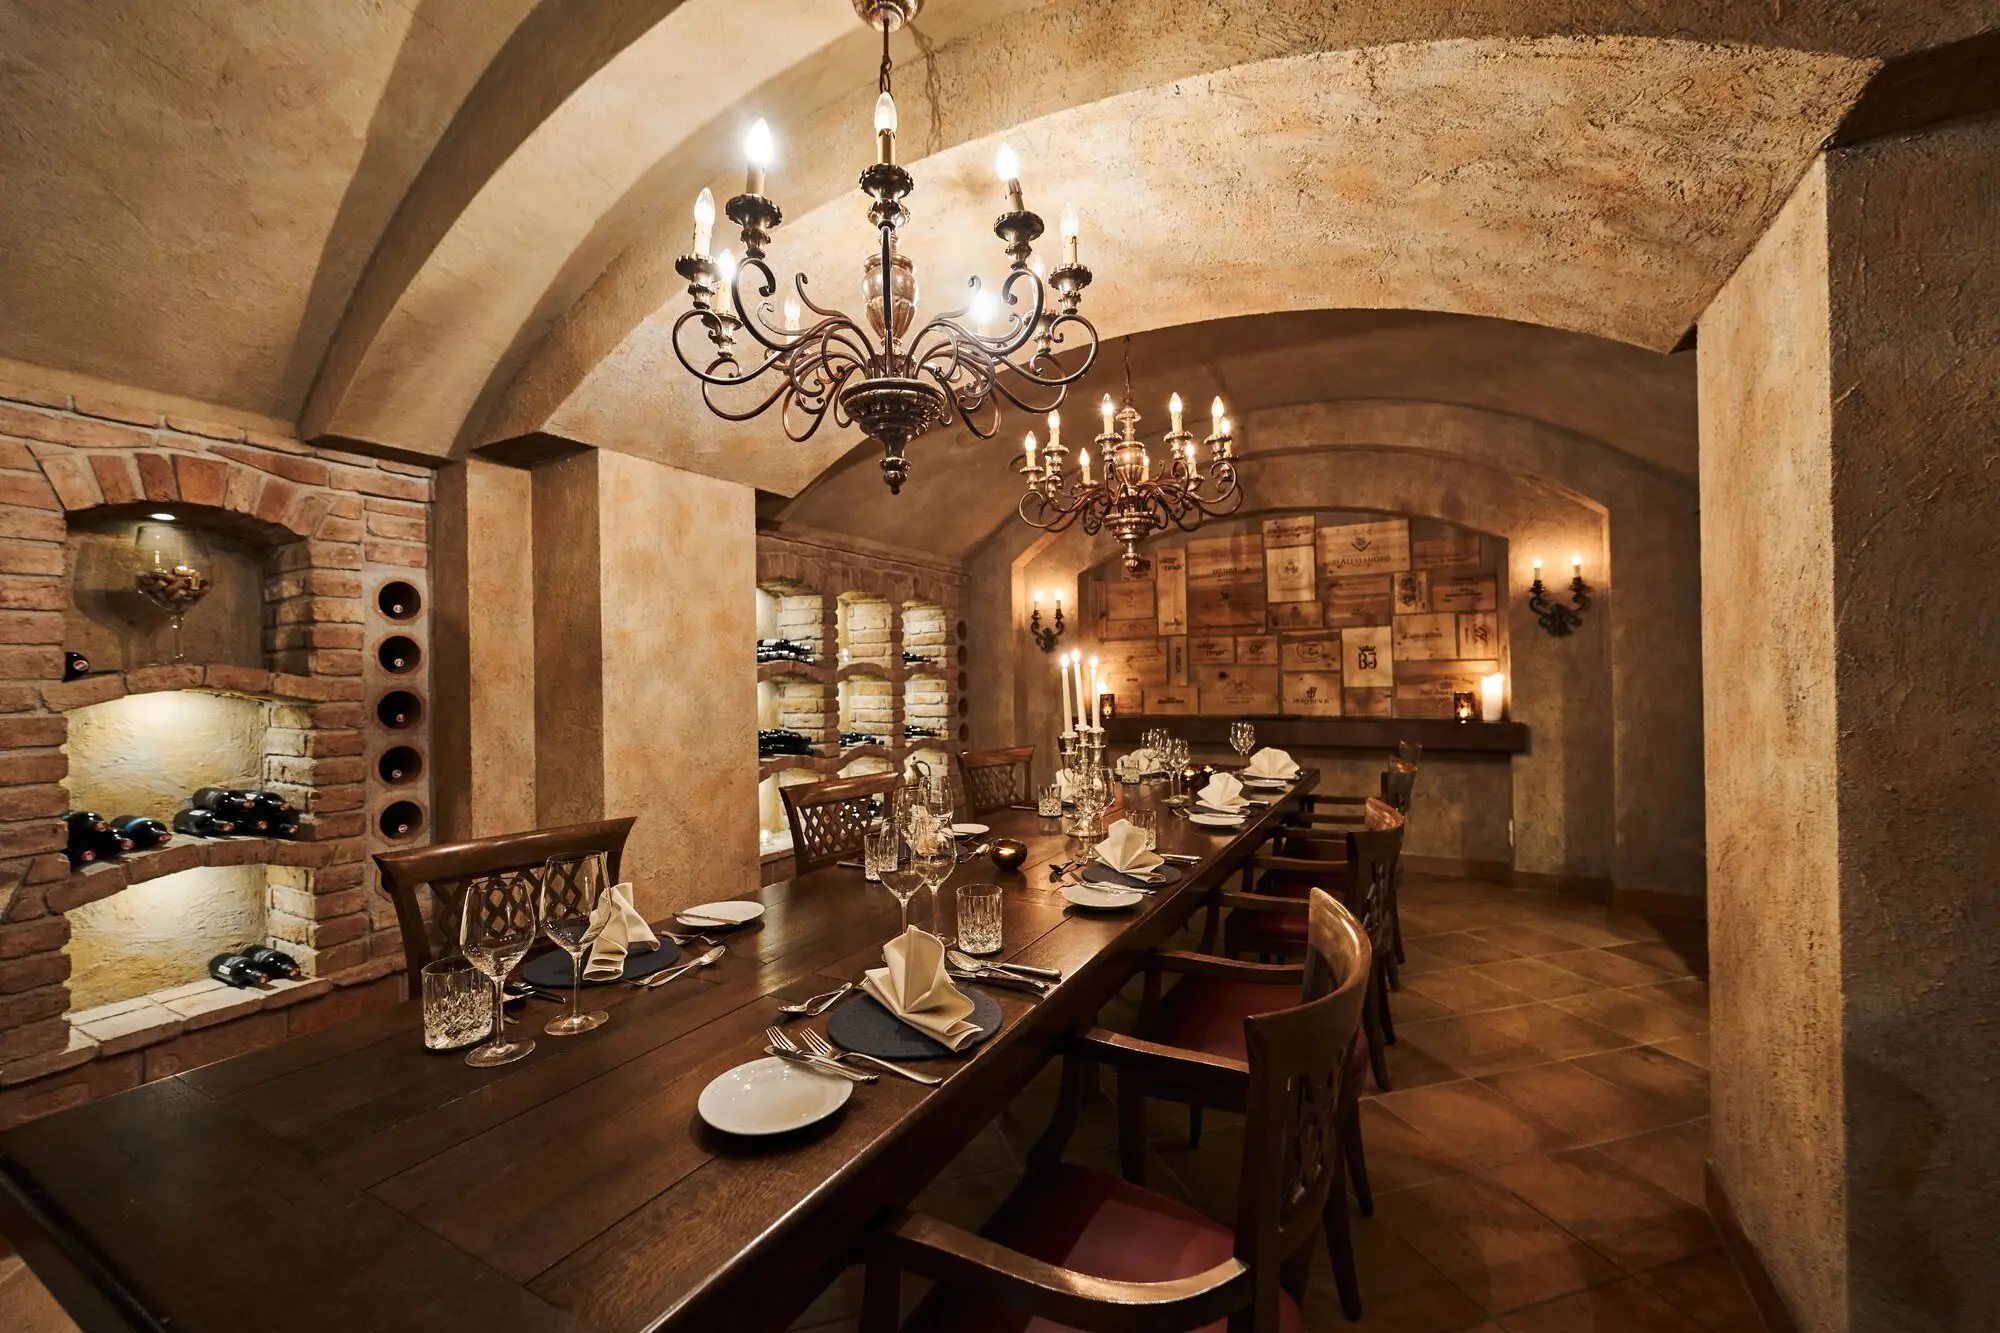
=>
[1047,409,1060,450]
[744,119,774,195]
[1078,445,1091,484]
[693,187,716,257]
[1061,204,1079,265]
[783,296,801,332]
[1572,553,1583,575]
[1169,392,1184,433]
[874,91,897,164]
[995,142,1024,211]
[715,248,738,305]
[1101,394,1115,435]
[1023,431,1038,473]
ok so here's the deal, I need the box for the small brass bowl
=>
[987,838,1028,872]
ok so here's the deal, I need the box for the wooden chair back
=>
[1232,890,1373,1329]
[954,745,1035,815]
[1380,765,1417,816]
[1346,807,1405,954]
[780,772,900,873]
[373,817,636,998]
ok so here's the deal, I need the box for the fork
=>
[765,1026,877,1082]
[798,1028,940,1086]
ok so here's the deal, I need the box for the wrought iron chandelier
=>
[670,0,1099,494]
[1017,340,1242,571]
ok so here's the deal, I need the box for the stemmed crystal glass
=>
[1229,721,1257,765]
[1162,736,1192,807]
[459,872,541,1067]
[879,857,924,933]
[540,852,610,1037]
[133,523,213,664]
[915,842,955,943]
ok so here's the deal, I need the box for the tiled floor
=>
[792,873,1759,1333]
[0,875,1758,1333]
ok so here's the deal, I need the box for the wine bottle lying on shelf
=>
[108,816,171,851]
[63,650,89,681]
[174,808,239,838]
[63,810,110,867]
[240,945,303,980]
[190,787,260,814]
[208,952,270,989]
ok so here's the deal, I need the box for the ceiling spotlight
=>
[146,512,176,522]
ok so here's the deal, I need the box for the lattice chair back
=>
[1232,889,1372,1330]
[954,746,1035,815]
[374,817,635,998]
[1344,808,1405,956]
[780,772,902,874]
[1380,765,1417,817]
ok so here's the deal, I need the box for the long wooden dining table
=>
[0,774,1316,1333]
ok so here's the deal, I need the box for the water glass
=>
[1229,720,1256,763]
[421,957,492,1052]
[540,852,610,1037]
[955,882,1003,955]
[863,819,897,882]
[1129,808,1159,851]
[1036,782,1064,818]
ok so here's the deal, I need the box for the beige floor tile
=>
[1468,926,1596,959]
[1487,1148,1721,1273]
[1402,969,1539,1016]
[1394,1009,1556,1079]
[1568,1046,1709,1122]
[1527,911,1667,950]
[1647,1034,1710,1072]
[0,1262,79,1333]
[1600,938,1707,979]
[1356,1098,1473,1194]
[1479,1062,1686,1146]
[1402,932,1526,972]
[1550,990,1706,1045]
[1589,1120,1711,1208]
[1637,1251,1768,1332]
[1376,1080,1579,1171]
[1457,957,1611,1003]
[1539,948,1679,990]
[1624,979,1710,1020]
[1373,1174,1621,1314]
[1502,1003,1637,1060]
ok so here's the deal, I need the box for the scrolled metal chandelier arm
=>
[666,6,1101,494]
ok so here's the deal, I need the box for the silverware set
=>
[765,1025,943,1086]
[630,944,726,988]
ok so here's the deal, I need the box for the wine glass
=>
[879,859,924,933]
[133,523,213,664]
[915,843,955,943]
[1229,721,1257,766]
[539,853,610,1037]
[458,871,540,1067]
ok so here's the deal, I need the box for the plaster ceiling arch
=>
[310,0,1940,456]
[512,35,1868,490]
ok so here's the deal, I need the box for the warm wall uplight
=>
[1028,586,1065,653]
[1528,554,1591,637]
[147,512,175,522]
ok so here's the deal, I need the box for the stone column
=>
[1698,118,2000,1332]
[528,449,758,920]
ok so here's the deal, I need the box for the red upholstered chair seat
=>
[1153,976,1370,1081]
[945,1164,1306,1333]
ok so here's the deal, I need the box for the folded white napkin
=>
[903,804,952,855]
[582,881,659,980]
[1128,746,1162,774]
[1055,768,1079,801]
[862,927,981,1049]
[1199,771,1249,811]
[1243,747,1300,780]
[1094,818,1164,875]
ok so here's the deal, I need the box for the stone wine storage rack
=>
[755,529,966,875]
[0,385,434,1127]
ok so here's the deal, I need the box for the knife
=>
[764,1046,878,1082]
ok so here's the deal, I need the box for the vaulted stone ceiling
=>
[0,0,1992,487]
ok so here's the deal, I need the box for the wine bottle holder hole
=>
[378,745,423,785]
[379,800,424,840]
[377,581,423,621]
[376,635,422,674]
[375,690,424,729]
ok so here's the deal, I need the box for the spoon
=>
[945,949,1062,982]
[777,981,855,1018]
[639,944,725,987]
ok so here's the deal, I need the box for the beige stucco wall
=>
[1701,119,2000,1331]
[1698,159,1846,1333]
[65,864,269,1011]
[65,690,268,822]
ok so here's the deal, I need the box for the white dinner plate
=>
[677,900,766,927]
[1188,811,1248,828]
[698,1056,851,1135]
[1062,882,1144,911]
[1242,777,1291,790]
[952,823,991,837]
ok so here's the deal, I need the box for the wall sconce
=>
[1452,691,1477,723]
[1029,588,1066,653]
[1528,554,1591,636]
[1098,691,1118,722]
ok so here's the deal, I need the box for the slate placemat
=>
[825,987,1003,1060]
[1080,862,1184,889]
[522,940,682,987]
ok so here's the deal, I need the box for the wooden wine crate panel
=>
[1316,519,1409,576]
[1458,611,1500,657]
[1193,665,1279,715]
[1103,578,1156,623]
[1099,641,1169,688]
[1099,616,1160,641]
[1235,635,1279,666]
[1432,575,1499,613]
[1393,571,1430,615]
[1393,612,1458,662]
[1345,686,1393,717]
[1262,515,1314,548]
[1190,582,1266,630]
[1280,632,1341,671]
[1399,658,1501,682]
[1154,549,1188,635]
[1141,686,1200,715]
[1268,599,1322,630]
[1325,574,1391,628]
[1343,625,1394,687]
[1394,679,1462,717]
[1189,635,1235,664]
[1264,541,1316,602]
[1414,536,1482,568]
[1284,670,1344,716]
[1165,636,1188,685]
[1187,534,1263,586]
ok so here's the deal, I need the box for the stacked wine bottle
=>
[755,637,817,665]
[62,811,171,867]
[172,787,301,839]
[757,727,816,757]
[208,944,305,990]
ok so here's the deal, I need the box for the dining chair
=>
[779,771,901,873]
[1260,764,1418,977]
[863,890,1374,1332]
[373,816,636,999]
[954,745,1035,815]
[1215,807,1405,1092]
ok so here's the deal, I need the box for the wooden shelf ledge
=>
[42,664,361,712]
[1104,715,1529,755]
[48,834,334,915]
